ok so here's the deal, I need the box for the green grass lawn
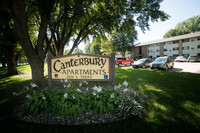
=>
[0,66,200,133]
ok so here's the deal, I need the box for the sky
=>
[67,0,200,50]
[136,0,200,43]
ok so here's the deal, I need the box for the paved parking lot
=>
[125,62,200,73]
[169,62,200,73]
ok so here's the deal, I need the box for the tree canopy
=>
[164,15,200,38]
[112,28,137,57]
[85,39,103,55]
[11,0,169,87]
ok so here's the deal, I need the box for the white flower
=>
[60,79,63,83]
[84,81,88,85]
[72,96,75,99]
[12,92,17,96]
[123,81,128,87]
[92,86,98,91]
[97,86,102,93]
[114,85,118,90]
[123,88,128,93]
[64,79,68,82]
[63,84,67,88]
[67,84,71,88]
[42,95,46,100]
[64,93,68,98]
[111,93,114,98]
[118,84,121,88]
[77,89,81,92]
[92,92,96,96]
[86,88,89,91]
[97,95,99,98]
[26,87,29,91]
[26,94,31,99]
[30,82,37,87]
[79,83,82,87]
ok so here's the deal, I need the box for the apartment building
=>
[132,32,200,59]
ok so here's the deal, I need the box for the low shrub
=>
[114,94,143,119]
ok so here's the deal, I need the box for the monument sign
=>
[48,54,115,86]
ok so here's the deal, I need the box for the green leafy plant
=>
[88,87,120,114]
[114,94,143,119]
[57,88,88,116]
[24,81,144,119]
[24,87,88,117]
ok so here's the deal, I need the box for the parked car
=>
[132,58,152,68]
[150,56,174,70]
[187,56,199,62]
[175,56,187,62]
[115,57,134,67]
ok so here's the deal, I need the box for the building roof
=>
[135,32,200,47]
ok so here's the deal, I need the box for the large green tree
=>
[112,28,137,57]
[100,28,137,57]
[0,0,19,75]
[12,0,55,87]
[12,0,169,87]
[85,39,103,55]
[164,15,200,38]
[100,37,115,55]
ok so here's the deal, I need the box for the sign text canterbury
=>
[53,57,107,72]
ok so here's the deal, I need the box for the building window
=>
[157,55,160,57]
[183,54,189,58]
[173,47,179,51]
[163,43,166,45]
[191,39,194,42]
[156,49,160,52]
[182,39,189,43]
[164,49,168,51]
[139,47,142,55]
[198,53,200,57]
[173,41,179,44]
[156,43,160,46]
[198,37,200,41]
[173,54,179,57]
[198,45,200,48]
[183,46,189,50]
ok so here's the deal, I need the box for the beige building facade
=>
[132,32,200,59]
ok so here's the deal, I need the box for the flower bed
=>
[13,81,144,125]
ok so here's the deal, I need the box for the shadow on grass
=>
[0,74,31,131]
[116,67,200,132]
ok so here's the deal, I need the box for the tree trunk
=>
[121,51,126,57]
[58,43,64,55]
[12,0,47,87]
[4,45,19,75]
[30,59,46,87]
[68,44,77,55]
[2,62,6,67]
